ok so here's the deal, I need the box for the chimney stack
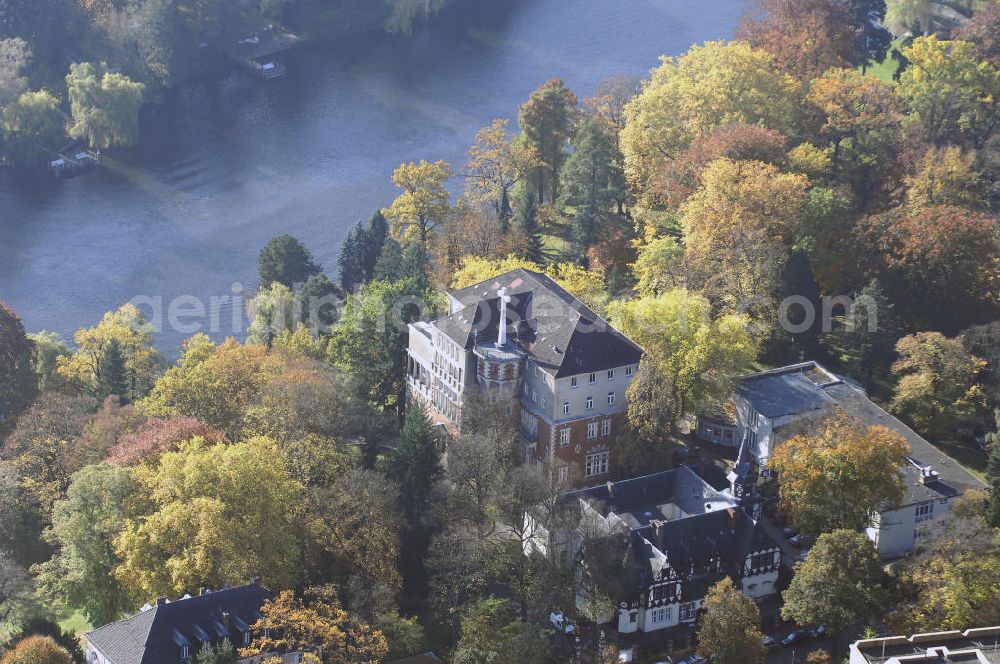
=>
[651,519,664,538]
[606,481,615,495]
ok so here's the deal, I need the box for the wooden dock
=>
[48,148,100,178]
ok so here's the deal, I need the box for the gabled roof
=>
[440,269,642,376]
[85,582,271,664]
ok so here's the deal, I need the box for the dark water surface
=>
[0,0,747,353]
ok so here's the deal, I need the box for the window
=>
[607,369,615,381]
[602,419,612,437]
[531,388,537,403]
[585,450,609,477]
[571,376,578,388]
[540,396,546,408]
[916,502,935,522]
[563,402,570,415]
[749,408,760,428]
[181,646,189,660]
[648,605,672,624]
[243,631,251,646]
[560,429,570,447]
[559,465,569,482]
[587,422,598,439]
[629,612,637,624]
[607,392,616,405]
[626,365,634,376]
[679,601,697,621]
[586,396,594,410]
[589,372,597,384]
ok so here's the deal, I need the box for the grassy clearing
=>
[58,609,92,637]
[862,36,906,84]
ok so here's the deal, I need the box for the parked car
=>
[782,630,808,647]
[789,533,814,548]
[549,611,575,635]
[678,655,706,664]
[809,625,827,639]
[762,635,778,649]
[782,526,799,538]
[795,547,812,563]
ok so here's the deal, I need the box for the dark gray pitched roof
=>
[563,466,727,525]
[85,583,271,664]
[822,381,985,505]
[442,269,642,376]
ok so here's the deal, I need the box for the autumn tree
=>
[805,68,902,199]
[65,62,144,148]
[1,391,96,529]
[57,304,162,402]
[890,549,1000,632]
[783,530,885,652]
[465,119,541,225]
[890,332,986,438]
[679,158,808,319]
[771,411,910,534]
[106,416,225,466]
[653,122,788,210]
[609,289,758,422]
[738,0,859,80]
[697,577,766,664]
[140,335,268,437]
[952,0,1000,67]
[897,36,1000,147]
[258,234,322,289]
[857,205,1000,332]
[385,159,453,247]
[905,145,986,210]
[0,302,36,422]
[518,79,578,203]
[0,636,73,664]
[34,463,137,626]
[621,41,799,214]
[240,585,387,664]
[114,437,304,597]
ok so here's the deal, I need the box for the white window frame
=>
[607,369,615,381]
[559,428,570,447]
[607,392,616,405]
[602,419,612,437]
[587,422,598,439]
[679,601,697,621]
[589,372,597,384]
[626,365,634,376]
[571,376,578,388]
[585,450,609,477]
[563,402,570,415]
[586,396,594,410]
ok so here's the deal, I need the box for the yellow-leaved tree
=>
[385,159,453,248]
[114,437,304,598]
[770,411,910,535]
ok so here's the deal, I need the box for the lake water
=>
[0,0,747,353]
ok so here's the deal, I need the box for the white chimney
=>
[497,287,511,347]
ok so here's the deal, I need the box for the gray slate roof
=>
[442,269,643,377]
[85,583,270,664]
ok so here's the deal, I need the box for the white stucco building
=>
[697,362,987,558]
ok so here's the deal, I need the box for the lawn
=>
[58,609,92,638]
[862,36,906,84]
